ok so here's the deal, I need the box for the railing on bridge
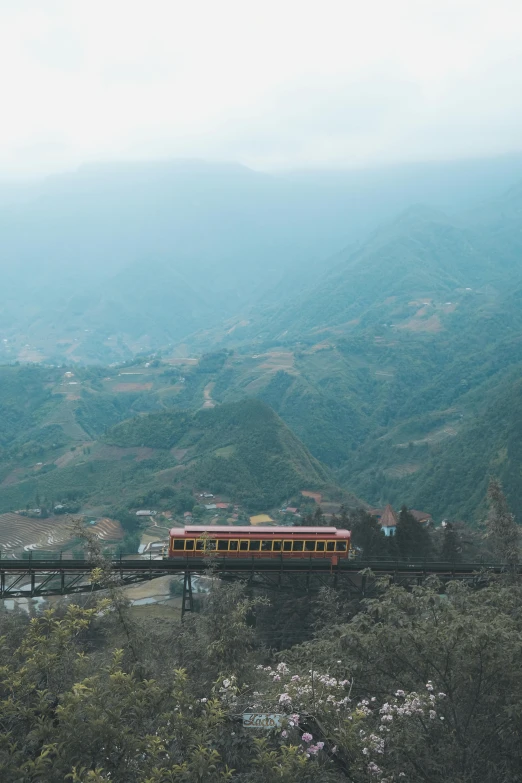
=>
[0,550,517,604]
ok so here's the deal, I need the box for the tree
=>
[486,478,520,565]
[395,505,432,559]
[440,521,462,562]
[288,579,522,783]
[349,508,387,558]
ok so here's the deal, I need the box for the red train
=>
[169,525,351,565]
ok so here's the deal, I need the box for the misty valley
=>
[1,156,522,782]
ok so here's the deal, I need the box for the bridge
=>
[0,553,515,614]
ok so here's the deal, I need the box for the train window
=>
[336,541,347,551]
[273,540,282,552]
[305,540,315,552]
[262,540,272,551]
[283,541,292,551]
[326,541,335,552]
[207,540,216,551]
[196,540,205,551]
[293,540,304,552]
[316,541,325,552]
[249,540,261,551]
[229,540,238,551]
[173,540,185,551]
[217,540,228,551]
[185,539,194,550]
[239,540,249,551]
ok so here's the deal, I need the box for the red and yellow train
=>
[169,525,351,564]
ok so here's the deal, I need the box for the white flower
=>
[223,679,231,688]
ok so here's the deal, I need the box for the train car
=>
[169,525,351,564]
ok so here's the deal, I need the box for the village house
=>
[369,505,433,536]
[377,504,398,536]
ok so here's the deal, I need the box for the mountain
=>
[4,166,522,524]
[0,373,343,515]
[106,398,332,510]
[217,202,517,347]
[4,154,522,362]
[182,185,522,522]
[400,373,522,522]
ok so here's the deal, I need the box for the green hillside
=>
[188,187,522,522]
[107,398,332,510]
[0,385,338,514]
[402,374,522,521]
[4,182,522,524]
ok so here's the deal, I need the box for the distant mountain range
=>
[3,156,522,524]
[3,154,522,362]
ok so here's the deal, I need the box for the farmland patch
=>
[112,382,153,392]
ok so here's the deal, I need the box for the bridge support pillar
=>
[181,571,194,618]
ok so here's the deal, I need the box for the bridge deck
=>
[0,555,515,598]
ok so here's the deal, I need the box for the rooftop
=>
[171,525,349,535]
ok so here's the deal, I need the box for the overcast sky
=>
[2,0,522,177]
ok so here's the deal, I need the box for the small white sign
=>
[243,713,283,729]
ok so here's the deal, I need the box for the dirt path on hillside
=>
[202,382,215,409]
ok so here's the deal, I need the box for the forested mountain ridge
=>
[3,173,522,523]
[106,398,334,510]
[184,185,522,522]
[4,154,522,363]
[211,196,521,348]
[0,367,344,515]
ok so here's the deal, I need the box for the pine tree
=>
[349,508,387,558]
[313,505,328,526]
[486,478,520,566]
[339,504,349,528]
[440,522,462,562]
[396,505,433,560]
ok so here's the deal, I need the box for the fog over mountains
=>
[3,153,522,363]
[3,153,522,521]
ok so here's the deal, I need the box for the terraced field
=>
[0,513,76,553]
[89,518,124,542]
[0,513,128,556]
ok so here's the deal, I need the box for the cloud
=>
[1,0,522,176]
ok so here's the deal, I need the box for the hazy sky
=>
[2,0,522,177]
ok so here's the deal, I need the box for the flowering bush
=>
[248,662,448,781]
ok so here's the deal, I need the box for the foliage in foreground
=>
[1,532,522,781]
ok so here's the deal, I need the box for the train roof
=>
[170,525,350,535]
